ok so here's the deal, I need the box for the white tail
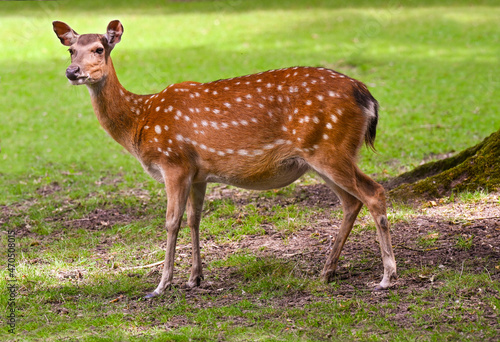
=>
[53,20,397,298]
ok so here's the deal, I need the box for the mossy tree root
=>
[388,129,500,202]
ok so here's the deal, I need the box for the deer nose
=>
[66,65,81,81]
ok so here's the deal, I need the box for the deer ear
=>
[105,20,123,48]
[53,21,79,46]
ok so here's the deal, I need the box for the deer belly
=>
[202,157,309,190]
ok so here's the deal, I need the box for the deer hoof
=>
[186,275,203,289]
[373,284,389,291]
[321,270,336,283]
[144,291,159,299]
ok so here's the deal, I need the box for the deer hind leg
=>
[315,161,397,290]
[145,168,192,299]
[185,182,207,288]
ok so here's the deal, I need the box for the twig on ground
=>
[121,260,164,270]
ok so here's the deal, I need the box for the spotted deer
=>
[53,20,397,298]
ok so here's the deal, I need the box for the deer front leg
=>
[185,182,207,288]
[145,168,192,299]
[320,181,363,282]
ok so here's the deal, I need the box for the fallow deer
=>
[53,20,397,298]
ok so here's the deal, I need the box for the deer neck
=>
[86,58,142,155]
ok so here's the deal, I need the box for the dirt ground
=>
[183,184,499,335]
[145,184,499,333]
[3,183,500,336]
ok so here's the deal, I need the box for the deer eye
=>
[95,47,104,55]
[68,48,74,55]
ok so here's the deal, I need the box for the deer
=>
[53,20,397,298]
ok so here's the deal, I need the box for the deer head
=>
[53,20,123,85]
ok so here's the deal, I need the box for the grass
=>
[4,192,499,342]
[417,231,440,249]
[1,0,500,341]
[1,0,500,202]
[455,234,475,251]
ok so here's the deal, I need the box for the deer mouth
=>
[68,76,89,85]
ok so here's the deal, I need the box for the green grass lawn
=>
[1,0,499,202]
[1,1,500,341]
